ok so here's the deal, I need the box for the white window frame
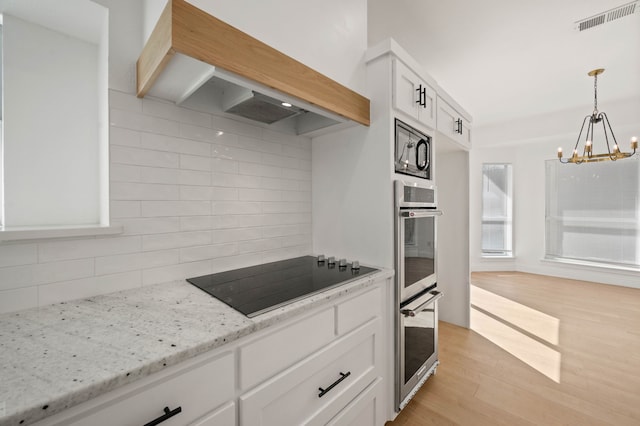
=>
[481,163,514,258]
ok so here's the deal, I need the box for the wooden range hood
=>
[137,0,370,128]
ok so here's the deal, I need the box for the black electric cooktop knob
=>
[327,256,336,265]
[317,254,325,263]
[338,258,347,268]
[351,261,360,270]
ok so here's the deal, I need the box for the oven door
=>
[398,289,443,409]
[397,209,442,301]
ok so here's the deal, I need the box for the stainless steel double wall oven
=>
[395,179,443,410]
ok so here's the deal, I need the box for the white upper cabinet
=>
[393,59,437,130]
[437,96,472,150]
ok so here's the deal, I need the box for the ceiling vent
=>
[575,1,638,31]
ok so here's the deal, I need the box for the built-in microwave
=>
[394,119,432,181]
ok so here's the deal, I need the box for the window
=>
[481,163,513,257]
[0,1,113,240]
[545,159,640,269]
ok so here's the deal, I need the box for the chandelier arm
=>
[598,113,617,161]
[573,115,591,153]
[600,112,619,149]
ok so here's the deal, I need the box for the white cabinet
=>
[239,319,380,425]
[32,278,391,426]
[35,351,235,426]
[437,96,471,150]
[393,59,437,130]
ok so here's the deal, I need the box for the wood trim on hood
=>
[136,0,370,127]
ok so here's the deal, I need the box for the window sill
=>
[542,257,640,273]
[481,254,514,260]
[0,224,123,242]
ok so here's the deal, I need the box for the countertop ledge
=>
[0,268,393,426]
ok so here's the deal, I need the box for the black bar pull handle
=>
[415,85,426,107]
[455,118,463,134]
[143,406,182,426]
[318,371,351,398]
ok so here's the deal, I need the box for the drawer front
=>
[336,287,382,335]
[325,378,383,426]
[62,352,234,426]
[240,320,379,426]
[190,401,235,426]
[239,307,335,390]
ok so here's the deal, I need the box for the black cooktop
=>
[187,256,378,318]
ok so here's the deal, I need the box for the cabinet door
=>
[239,320,379,426]
[190,401,235,426]
[325,378,383,426]
[393,59,436,129]
[437,97,471,149]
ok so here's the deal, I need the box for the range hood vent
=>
[575,1,637,31]
[222,86,304,124]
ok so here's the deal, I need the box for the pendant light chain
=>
[593,72,598,116]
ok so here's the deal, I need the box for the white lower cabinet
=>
[239,319,380,426]
[32,279,390,426]
[34,351,235,426]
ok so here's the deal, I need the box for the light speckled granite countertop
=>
[0,268,392,426]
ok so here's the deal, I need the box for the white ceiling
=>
[368,0,640,127]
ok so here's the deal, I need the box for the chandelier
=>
[557,68,637,164]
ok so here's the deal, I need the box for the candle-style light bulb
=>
[631,136,638,150]
[557,147,563,159]
[585,140,592,153]
[572,149,578,159]
[613,144,620,154]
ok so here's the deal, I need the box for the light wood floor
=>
[388,271,640,426]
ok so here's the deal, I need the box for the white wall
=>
[470,96,640,289]
[435,146,470,327]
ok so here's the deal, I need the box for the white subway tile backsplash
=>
[111,145,179,168]
[211,158,239,174]
[110,127,141,148]
[142,260,211,286]
[116,217,181,235]
[211,228,262,244]
[38,236,142,262]
[140,133,211,157]
[211,172,259,189]
[110,201,142,218]
[0,287,38,314]
[0,90,313,311]
[212,201,262,215]
[180,216,213,231]
[179,170,212,186]
[32,259,95,285]
[109,90,143,112]
[141,201,211,217]
[142,231,212,251]
[111,164,180,185]
[180,243,237,262]
[180,154,212,171]
[38,271,142,306]
[110,108,180,137]
[95,249,179,275]
[111,182,179,201]
[143,99,212,128]
[0,265,34,290]
[0,244,37,267]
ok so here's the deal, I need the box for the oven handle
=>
[401,291,444,317]
[400,210,443,218]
